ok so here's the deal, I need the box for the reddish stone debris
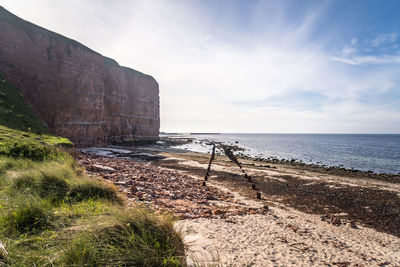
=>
[79,153,270,219]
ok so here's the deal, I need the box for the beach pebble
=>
[79,153,271,219]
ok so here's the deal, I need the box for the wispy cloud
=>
[371,33,398,47]
[332,55,400,65]
[333,32,400,66]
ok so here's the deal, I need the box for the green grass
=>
[0,159,184,266]
[0,126,73,160]
[0,74,72,161]
[61,211,183,266]
[0,157,184,266]
[1,199,53,235]
[0,76,48,134]
[0,76,185,266]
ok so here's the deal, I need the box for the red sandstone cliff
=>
[0,6,159,146]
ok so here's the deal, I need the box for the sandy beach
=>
[79,144,400,266]
[178,209,400,266]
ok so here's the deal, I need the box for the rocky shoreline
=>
[79,153,270,220]
[161,136,400,182]
[77,145,400,266]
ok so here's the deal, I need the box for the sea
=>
[164,133,400,175]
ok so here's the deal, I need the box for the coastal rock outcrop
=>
[0,6,159,146]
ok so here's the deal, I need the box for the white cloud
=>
[333,32,400,66]
[341,45,356,56]
[331,55,400,65]
[371,33,398,47]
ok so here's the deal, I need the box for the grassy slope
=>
[0,76,72,160]
[0,77,184,266]
[0,77,48,134]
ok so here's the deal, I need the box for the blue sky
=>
[1,0,400,133]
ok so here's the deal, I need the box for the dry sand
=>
[178,187,400,266]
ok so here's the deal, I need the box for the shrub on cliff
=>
[0,75,72,160]
[0,75,48,133]
[6,141,53,160]
[0,140,72,161]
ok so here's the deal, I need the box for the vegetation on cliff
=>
[0,76,72,160]
[0,77,184,266]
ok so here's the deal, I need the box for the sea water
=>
[165,134,400,174]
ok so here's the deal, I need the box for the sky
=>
[1,0,400,133]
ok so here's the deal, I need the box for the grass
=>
[68,182,121,203]
[1,199,53,235]
[61,211,183,266]
[0,76,185,266]
[0,158,184,266]
[0,74,72,161]
[0,75,48,134]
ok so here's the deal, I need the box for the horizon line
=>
[160,132,400,135]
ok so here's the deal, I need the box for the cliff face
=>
[0,6,159,146]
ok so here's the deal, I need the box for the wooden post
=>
[222,145,252,184]
[204,144,216,181]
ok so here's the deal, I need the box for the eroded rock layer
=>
[0,6,159,146]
